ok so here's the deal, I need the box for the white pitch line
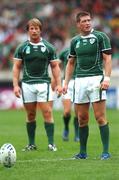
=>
[17,157,75,163]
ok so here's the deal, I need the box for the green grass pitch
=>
[0,109,119,180]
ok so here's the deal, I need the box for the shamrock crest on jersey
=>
[89,38,95,44]
[41,45,46,52]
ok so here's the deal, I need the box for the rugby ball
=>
[0,143,16,168]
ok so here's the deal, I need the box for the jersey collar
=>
[29,38,43,46]
[80,29,94,38]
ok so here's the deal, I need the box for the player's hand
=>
[13,86,21,98]
[100,78,110,90]
[55,85,62,98]
[62,84,68,95]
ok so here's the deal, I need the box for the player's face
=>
[28,25,41,43]
[77,15,92,35]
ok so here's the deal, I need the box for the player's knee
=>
[43,108,52,119]
[27,111,36,121]
[64,112,71,118]
[78,112,89,120]
[79,119,88,127]
[95,114,107,125]
[97,119,107,125]
[78,113,89,127]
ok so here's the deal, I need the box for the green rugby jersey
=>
[70,29,112,77]
[14,39,57,84]
[59,47,76,79]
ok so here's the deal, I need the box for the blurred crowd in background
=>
[0,0,119,71]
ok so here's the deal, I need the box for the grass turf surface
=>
[0,109,119,180]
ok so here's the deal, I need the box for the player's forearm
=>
[13,77,19,87]
[64,72,72,85]
[104,55,112,78]
[13,60,22,87]
[13,67,21,87]
[64,61,74,85]
[52,65,61,86]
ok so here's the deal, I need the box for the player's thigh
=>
[74,78,89,103]
[62,79,74,101]
[39,101,53,122]
[22,82,37,103]
[62,99,72,114]
[92,100,107,124]
[89,76,106,102]
[36,83,53,102]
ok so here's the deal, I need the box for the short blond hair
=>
[26,18,42,31]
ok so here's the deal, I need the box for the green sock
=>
[99,123,109,153]
[26,121,36,145]
[44,122,54,145]
[63,114,71,131]
[73,117,79,138]
[79,125,89,154]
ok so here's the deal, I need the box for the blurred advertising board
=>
[0,81,119,109]
[0,88,23,109]
[106,87,118,109]
[0,81,23,109]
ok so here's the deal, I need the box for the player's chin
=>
[85,29,90,33]
[85,27,91,32]
[32,35,39,40]
[101,87,108,90]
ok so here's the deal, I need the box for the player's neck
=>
[80,29,93,36]
[80,31,91,36]
[30,37,41,43]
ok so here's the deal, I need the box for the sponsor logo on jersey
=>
[33,45,38,49]
[83,39,88,45]
[33,45,38,51]
[26,46,30,54]
[76,41,80,48]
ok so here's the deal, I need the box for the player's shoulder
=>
[42,39,56,51]
[59,47,69,59]
[92,29,109,39]
[16,40,29,50]
[61,47,69,54]
[71,34,80,40]
[71,35,80,44]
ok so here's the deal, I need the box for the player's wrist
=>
[104,76,110,81]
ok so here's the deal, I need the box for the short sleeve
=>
[99,32,111,52]
[14,45,23,60]
[69,39,76,58]
[49,47,57,62]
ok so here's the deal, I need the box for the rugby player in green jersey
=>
[13,18,62,152]
[59,48,79,142]
[63,11,112,159]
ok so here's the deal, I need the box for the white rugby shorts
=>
[74,75,106,104]
[62,79,75,102]
[21,82,54,103]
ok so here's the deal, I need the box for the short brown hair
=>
[76,11,91,22]
[26,18,42,31]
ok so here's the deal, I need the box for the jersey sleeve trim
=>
[69,54,76,58]
[13,58,22,61]
[50,59,59,62]
[102,49,112,55]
